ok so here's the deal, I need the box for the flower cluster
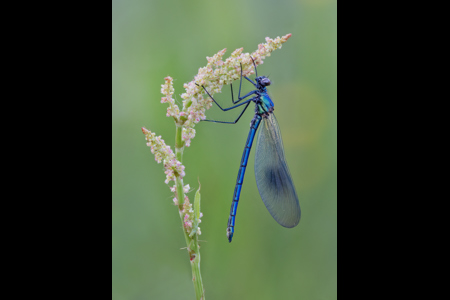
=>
[170,184,191,205]
[142,127,185,184]
[160,76,180,119]
[160,33,292,148]
[181,195,203,236]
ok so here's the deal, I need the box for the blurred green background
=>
[112,0,336,299]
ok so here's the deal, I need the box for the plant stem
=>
[175,125,184,210]
[175,124,205,300]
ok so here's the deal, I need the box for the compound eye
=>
[261,78,271,86]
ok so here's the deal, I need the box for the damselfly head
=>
[257,76,271,87]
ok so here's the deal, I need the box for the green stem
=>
[175,125,184,210]
[174,124,205,300]
[190,234,204,300]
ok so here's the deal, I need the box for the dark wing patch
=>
[254,114,300,228]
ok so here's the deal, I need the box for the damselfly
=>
[198,58,301,242]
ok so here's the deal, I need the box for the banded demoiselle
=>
[199,58,301,242]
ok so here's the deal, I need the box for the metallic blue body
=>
[226,90,300,242]
[227,113,262,235]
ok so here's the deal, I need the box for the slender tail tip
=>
[226,227,233,243]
